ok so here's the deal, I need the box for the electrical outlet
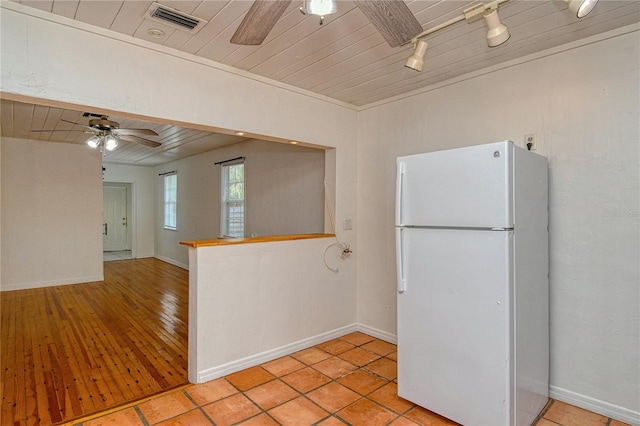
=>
[525,133,536,151]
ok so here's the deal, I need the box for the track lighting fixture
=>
[405,40,429,72]
[564,0,599,18]
[483,8,510,47]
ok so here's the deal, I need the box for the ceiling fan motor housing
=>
[89,116,119,131]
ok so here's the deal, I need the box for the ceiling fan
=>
[230,0,423,48]
[32,113,161,150]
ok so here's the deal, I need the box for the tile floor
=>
[65,332,630,426]
[103,250,133,261]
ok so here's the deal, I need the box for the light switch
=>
[343,217,353,230]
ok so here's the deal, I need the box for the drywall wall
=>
[154,139,325,269]
[1,138,103,290]
[357,28,639,422]
[102,163,155,258]
[188,236,356,383]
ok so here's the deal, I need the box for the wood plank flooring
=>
[1,258,189,426]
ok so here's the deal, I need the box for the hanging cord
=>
[323,180,352,273]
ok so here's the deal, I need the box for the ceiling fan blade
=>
[354,0,423,48]
[231,0,292,46]
[114,128,159,137]
[118,134,161,148]
[60,118,95,131]
[30,129,90,133]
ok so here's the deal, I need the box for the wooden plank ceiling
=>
[2,0,639,165]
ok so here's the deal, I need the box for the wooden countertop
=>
[180,233,335,248]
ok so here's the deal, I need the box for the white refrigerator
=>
[395,141,549,426]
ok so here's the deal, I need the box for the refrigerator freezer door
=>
[397,227,513,425]
[396,141,513,228]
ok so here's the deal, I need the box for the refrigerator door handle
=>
[396,227,406,293]
[395,162,405,226]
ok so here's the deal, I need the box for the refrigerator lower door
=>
[397,228,514,425]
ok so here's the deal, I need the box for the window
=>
[164,173,177,230]
[221,162,245,237]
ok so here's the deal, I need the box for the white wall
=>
[189,236,357,382]
[357,28,639,422]
[154,139,326,269]
[102,163,155,258]
[1,138,103,290]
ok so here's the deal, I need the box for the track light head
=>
[565,0,599,18]
[483,8,510,47]
[405,40,429,72]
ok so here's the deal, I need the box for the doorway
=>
[103,182,133,261]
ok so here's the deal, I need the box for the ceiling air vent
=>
[145,3,208,34]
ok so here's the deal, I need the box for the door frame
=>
[103,181,136,257]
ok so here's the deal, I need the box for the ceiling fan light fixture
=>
[304,0,337,17]
[86,135,101,149]
[405,40,428,72]
[104,134,119,151]
[565,0,599,18]
[483,8,510,47]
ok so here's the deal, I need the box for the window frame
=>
[220,160,245,238]
[163,173,177,230]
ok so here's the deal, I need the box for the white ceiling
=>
[2,0,639,165]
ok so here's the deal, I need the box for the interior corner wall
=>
[1,138,103,290]
[356,29,639,418]
[102,163,155,259]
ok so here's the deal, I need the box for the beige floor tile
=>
[281,367,332,393]
[362,339,397,356]
[153,409,213,426]
[404,406,459,426]
[261,356,306,377]
[317,416,349,425]
[312,356,358,379]
[365,357,398,380]
[339,332,376,346]
[225,366,275,391]
[317,338,357,355]
[268,396,329,425]
[337,370,388,395]
[235,412,280,425]
[544,401,608,426]
[201,393,261,426]
[368,382,414,414]
[336,398,397,426]
[291,347,333,365]
[136,391,195,424]
[307,382,362,412]
[338,347,381,366]
[390,417,421,426]
[185,378,238,405]
[244,379,299,410]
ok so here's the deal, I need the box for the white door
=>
[103,185,128,251]
[396,141,513,228]
[397,227,513,425]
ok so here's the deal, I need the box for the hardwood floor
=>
[1,258,189,426]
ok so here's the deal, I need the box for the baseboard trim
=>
[356,323,397,344]
[196,323,359,383]
[550,385,640,425]
[0,275,104,292]
[154,255,189,270]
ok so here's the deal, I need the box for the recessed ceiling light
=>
[289,141,299,145]
[148,28,165,39]
[235,131,246,136]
